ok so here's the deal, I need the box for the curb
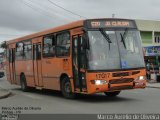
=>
[0,89,12,99]
[146,86,160,89]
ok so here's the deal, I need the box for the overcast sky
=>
[0,0,160,51]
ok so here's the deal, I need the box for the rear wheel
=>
[61,77,75,99]
[20,74,28,92]
[104,91,121,97]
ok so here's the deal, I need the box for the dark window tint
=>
[9,50,12,63]
[155,36,160,43]
[37,44,41,60]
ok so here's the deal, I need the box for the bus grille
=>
[132,71,140,75]
[112,72,129,77]
[109,78,134,84]
[108,85,133,91]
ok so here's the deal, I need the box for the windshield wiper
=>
[99,28,112,50]
[120,28,128,49]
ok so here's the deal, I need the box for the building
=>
[136,19,160,82]
[135,19,160,47]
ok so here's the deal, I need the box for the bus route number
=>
[96,73,110,79]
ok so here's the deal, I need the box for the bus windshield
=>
[87,29,145,70]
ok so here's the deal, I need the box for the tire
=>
[61,77,75,99]
[104,91,121,97]
[20,74,28,92]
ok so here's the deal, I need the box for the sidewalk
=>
[147,82,160,89]
[0,87,11,99]
[0,75,11,99]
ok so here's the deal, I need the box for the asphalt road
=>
[0,78,160,114]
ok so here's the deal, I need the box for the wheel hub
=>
[65,83,71,93]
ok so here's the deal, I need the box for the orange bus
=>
[6,18,146,98]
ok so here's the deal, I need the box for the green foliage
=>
[0,41,7,49]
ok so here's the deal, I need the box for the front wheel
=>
[61,77,75,99]
[104,91,121,97]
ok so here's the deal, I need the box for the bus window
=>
[24,44,32,60]
[6,49,9,62]
[23,40,32,60]
[43,35,55,57]
[9,50,12,63]
[79,36,86,69]
[56,32,70,57]
[15,42,24,60]
[37,44,41,60]
[34,44,41,60]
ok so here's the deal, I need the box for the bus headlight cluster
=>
[135,76,146,81]
[91,80,107,85]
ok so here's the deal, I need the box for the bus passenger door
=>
[9,49,16,84]
[33,43,43,87]
[72,35,87,92]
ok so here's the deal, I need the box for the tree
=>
[0,41,7,49]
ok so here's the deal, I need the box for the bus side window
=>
[37,45,41,60]
[15,42,24,60]
[43,35,55,57]
[80,36,86,69]
[24,42,32,60]
[6,49,9,62]
[9,50,12,63]
[56,32,70,56]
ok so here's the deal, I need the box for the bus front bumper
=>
[87,80,146,94]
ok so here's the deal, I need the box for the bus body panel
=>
[14,60,34,87]
[41,57,71,90]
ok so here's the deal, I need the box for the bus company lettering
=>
[90,21,130,28]
[96,73,110,79]
[105,21,129,27]
[91,21,101,27]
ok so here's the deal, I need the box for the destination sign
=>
[85,19,136,29]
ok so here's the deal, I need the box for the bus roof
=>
[6,20,84,45]
[6,18,135,45]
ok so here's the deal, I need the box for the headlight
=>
[135,76,146,81]
[91,80,107,85]
[139,76,145,80]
